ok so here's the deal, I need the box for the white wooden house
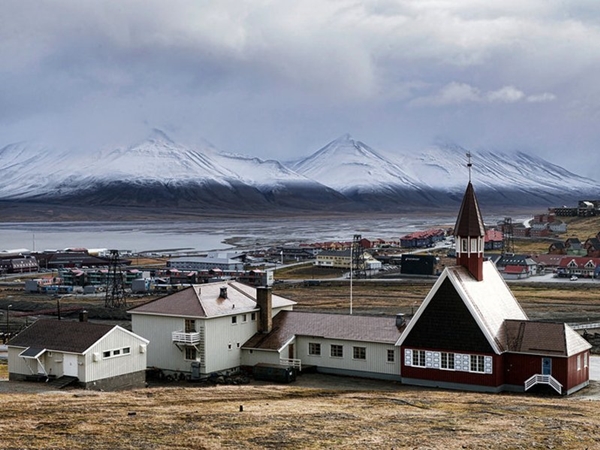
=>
[8,318,148,390]
[241,311,403,381]
[128,281,296,377]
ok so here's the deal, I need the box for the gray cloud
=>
[1,0,599,178]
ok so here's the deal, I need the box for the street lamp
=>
[6,304,12,337]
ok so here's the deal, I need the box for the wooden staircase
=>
[46,376,78,389]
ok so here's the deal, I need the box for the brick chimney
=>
[256,286,272,333]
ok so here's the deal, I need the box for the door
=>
[542,357,552,375]
[288,344,294,359]
[63,354,79,377]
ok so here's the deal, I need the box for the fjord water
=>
[0,214,524,254]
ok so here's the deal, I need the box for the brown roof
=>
[454,182,485,237]
[8,319,115,353]
[502,320,591,357]
[243,311,404,351]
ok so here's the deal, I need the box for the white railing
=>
[280,358,302,371]
[524,374,562,394]
[172,331,201,345]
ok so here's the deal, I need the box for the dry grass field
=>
[0,376,599,449]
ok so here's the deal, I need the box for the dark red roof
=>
[454,182,485,237]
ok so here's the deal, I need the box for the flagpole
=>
[350,244,353,315]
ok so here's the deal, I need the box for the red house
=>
[398,181,591,395]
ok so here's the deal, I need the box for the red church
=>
[398,181,591,395]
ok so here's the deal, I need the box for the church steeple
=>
[454,155,485,281]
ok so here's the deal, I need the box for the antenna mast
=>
[105,249,126,309]
[352,234,366,279]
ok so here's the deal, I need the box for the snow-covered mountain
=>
[0,131,595,212]
[0,130,348,210]
[291,136,597,208]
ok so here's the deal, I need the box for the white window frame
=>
[308,342,321,356]
[440,352,455,370]
[470,355,485,373]
[387,349,395,363]
[330,344,343,358]
[412,350,426,367]
[353,346,366,360]
[184,347,197,361]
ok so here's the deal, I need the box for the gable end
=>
[402,278,494,353]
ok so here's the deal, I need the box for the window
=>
[185,347,197,360]
[251,312,256,321]
[584,352,589,368]
[441,352,455,370]
[387,349,395,363]
[231,316,237,324]
[330,345,343,358]
[242,314,247,323]
[577,354,582,371]
[308,343,321,356]
[353,347,366,360]
[103,348,128,359]
[470,355,485,373]
[462,239,467,252]
[184,319,196,333]
[412,350,426,367]
[228,343,232,350]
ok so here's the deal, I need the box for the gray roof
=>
[243,311,404,351]
[8,319,115,354]
[128,281,296,318]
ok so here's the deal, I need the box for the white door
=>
[63,354,79,377]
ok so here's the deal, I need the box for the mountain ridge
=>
[0,131,596,213]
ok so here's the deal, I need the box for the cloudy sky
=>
[2,1,599,178]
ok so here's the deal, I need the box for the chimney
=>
[395,313,405,329]
[79,310,88,322]
[220,286,228,299]
[256,286,272,333]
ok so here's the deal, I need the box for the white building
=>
[8,318,148,391]
[129,280,404,381]
[128,281,296,377]
[242,311,403,381]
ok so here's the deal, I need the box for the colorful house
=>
[397,182,591,395]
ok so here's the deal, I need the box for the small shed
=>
[8,319,148,391]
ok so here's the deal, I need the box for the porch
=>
[524,374,562,394]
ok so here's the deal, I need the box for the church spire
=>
[454,154,485,281]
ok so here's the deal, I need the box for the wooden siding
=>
[83,327,147,383]
[132,315,193,373]
[295,337,401,378]
[566,351,590,391]
[401,349,502,388]
[202,314,259,374]
[402,278,494,353]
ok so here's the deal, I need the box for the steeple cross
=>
[466,151,472,182]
